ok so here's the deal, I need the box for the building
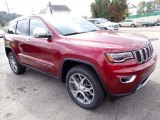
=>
[39,3,71,15]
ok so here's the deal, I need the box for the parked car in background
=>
[0,29,5,38]
[119,19,140,27]
[4,15,157,109]
[87,18,119,30]
[141,22,153,27]
[140,21,159,27]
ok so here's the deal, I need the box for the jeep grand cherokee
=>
[4,15,157,109]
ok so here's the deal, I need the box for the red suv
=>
[4,15,157,109]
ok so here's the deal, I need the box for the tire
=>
[143,24,146,27]
[66,65,104,109]
[105,27,108,30]
[154,23,158,26]
[131,24,135,27]
[8,52,26,75]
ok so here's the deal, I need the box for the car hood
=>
[65,30,150,52]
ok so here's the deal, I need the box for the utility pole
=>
[49,1,53,14]
[5,0,10,14]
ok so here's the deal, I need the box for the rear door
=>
[14,19,33,64]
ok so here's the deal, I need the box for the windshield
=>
[43,16,99,36]
[99,19,107,23]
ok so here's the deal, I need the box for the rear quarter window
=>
[7,22,17,34]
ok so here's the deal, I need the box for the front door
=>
[19,18,57,75]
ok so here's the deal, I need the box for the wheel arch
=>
[61,58,109,95]
[5,47,13,57]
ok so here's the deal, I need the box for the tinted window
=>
[88,20,94,23]
[16,19,29,35]
[93,20,100,24]
[89,20,100,24]
[7,22,17,34]
[29,18,50,36]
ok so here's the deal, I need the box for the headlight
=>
[105,52,134,63]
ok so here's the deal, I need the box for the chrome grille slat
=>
[134,44,153,64]
[144,48,148,60]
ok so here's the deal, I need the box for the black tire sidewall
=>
[66,65,104,109]
[8,52,26,74]
[131,24,135,27]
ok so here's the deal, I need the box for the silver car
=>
[119,19,140,27]
[88,18,119,30]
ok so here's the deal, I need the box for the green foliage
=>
[90,0,128,22]
[146,1,155,13]
[91,0,110,19]
[137,0,160,15]
[108,0,128,22]
[0,11,21,27]
[137,1,146,14]
[155,0,160,5]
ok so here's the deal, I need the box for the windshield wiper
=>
[64,32,86,36]
[87,29,98,32]
[63,30,98,36]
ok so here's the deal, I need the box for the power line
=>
[5,0,10,14]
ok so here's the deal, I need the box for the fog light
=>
[120,75,136,83]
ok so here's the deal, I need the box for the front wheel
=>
[8,52,26,75]
[66,65,104,109]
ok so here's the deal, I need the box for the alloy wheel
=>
[9,55,18,72]
[69,73,94,105]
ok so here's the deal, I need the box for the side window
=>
[89,20,94,24]
[93,20,100,24]
[29,18,50,36]
[7,22,17,34]
[16,20,29,36]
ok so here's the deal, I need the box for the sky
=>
[0,0,151,17]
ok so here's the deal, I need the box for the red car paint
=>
[4,15,157,97]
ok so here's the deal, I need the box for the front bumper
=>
[102,53,157,97]
[109,75,151,100]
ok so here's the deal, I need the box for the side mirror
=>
[33,28,52,39]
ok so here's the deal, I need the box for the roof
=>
[39,4,71,14]
[49,5,71,12]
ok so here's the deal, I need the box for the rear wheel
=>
[154,23,158,26]
[8,52,26,75]
[66,65,104,109]
[131,24,136,27]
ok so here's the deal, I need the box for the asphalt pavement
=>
[0,27,160,120]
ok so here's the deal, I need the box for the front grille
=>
[134,44,153,64]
